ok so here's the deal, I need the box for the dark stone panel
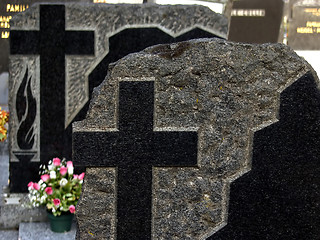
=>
[74,81,198,239]
[288,3,320,50]
[10,31,39,54]
[39,5,67,164]
[65,31,95,55]
[209,72,320,239]
[9,155,39,193]
[0,38,9,73]
[228,0,284,43]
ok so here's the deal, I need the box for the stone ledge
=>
[19,222,76,240]
[0,193,47,229]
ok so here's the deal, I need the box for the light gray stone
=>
[19,222,76,240]
[74,38,316,239]
[0,72,8,105]
[0,230,18,240]
[0,195,47,229]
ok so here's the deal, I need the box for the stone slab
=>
[0,153,9,199]
[19,222,76,240]
[228,0,284,43]
[0,194,47,229]
[0,230,18,239]
[288,0,320,50]
[73,38,319,239]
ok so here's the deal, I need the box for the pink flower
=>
[45,187,53,195]
[69,205,76,214]
[73,174,79,179]
[28,182,34,189]
[53,158,61,166]
[60,167,68,176]
[67,161,73,168]
[41,174,50,182]
[53,198,61,206]
[78,172,85,180]
[33,183,40,190]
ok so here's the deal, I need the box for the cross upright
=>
[73,81,198,239]
[10,4,94,163]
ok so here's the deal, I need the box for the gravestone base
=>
[0,193,47,229]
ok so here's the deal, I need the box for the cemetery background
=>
[1,0,320,239]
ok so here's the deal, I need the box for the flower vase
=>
[47,211,74,233]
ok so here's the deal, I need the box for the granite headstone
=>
[73,38,320,239]
[9,3,227,192]
[288,0,320,50]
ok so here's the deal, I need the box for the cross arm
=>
[10,31,40,54]
[152,131,198,167]
[65,31,95,55]
[73,131,121,167]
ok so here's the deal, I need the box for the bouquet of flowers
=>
[28,157,85,216]
[0,107,9,142]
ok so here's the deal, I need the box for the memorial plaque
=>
[73,38,320,239]
[288,0,320,50]
[228,0,284,43]
[9,3,227,192]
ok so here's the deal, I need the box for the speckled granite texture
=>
[73,38,319,239]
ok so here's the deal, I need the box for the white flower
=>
[50,171,56,179]
[68,167,74,175]
[52,208,56,213]
[60,178,68,187]
[48,164,54,171]
[80,180,83,184]
[40,195,46,204]
[39,180,43,185]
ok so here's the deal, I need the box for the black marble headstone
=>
[228,0,284,43]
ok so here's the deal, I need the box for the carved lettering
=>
[231,9,265,17]
[297,27,313,33]
[6,4,29,13]
[1,31,9,38]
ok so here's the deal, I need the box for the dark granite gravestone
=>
[73,38,320,239]
[9,3,227,192]
[228,0,284,43]
[288,0,320,50]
